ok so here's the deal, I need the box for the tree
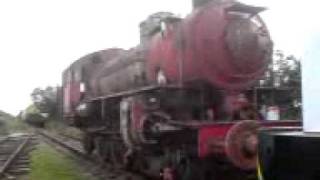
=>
[258,50,302,119]
[22,104,45,127]
[31,86,58,118]
[273,50,301,88]
[260,50,301,88]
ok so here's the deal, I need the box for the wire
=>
[257,157,264,180]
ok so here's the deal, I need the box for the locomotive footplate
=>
[88,85,183,102]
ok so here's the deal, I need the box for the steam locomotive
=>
[62,0,300,179]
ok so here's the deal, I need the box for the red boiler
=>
[147,1,272,90]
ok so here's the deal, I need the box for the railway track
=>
[38,130,148,180]
[37,131,90,160]
[0,133,35,180]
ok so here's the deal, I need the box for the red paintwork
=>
[63,82,80,115]
[63,1,272,120]
[198,123,232,157]
[198,120,301,158]
[147,1,270,91]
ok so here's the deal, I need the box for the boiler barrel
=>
[147,1,272,91]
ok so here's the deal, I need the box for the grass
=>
[0,110,30,134]
[6,118,30,133]
[0,118,30,135]
[45,120,83,140]
[29,143,88,180]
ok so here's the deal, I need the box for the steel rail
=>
[37,131,89,160]
[0,136,30,177]
[38,130,150,180]
[0,136,10,145]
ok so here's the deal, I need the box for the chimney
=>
[192,0,213,9]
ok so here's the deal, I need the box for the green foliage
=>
[25,104,41,114]
[0,110,30,134]
[31,86,58,118]
[24,113,45,127]
[274,51,302,119]
[0,110,14,134]
[45,120,83,140]
[5,118,30,133]
[258,50,302,119]
[273,50,301,88]
[0,110,14,121]
[0,120,8,134]
[261,50,301,88]
[22,104,45,127]
[24,86,60,127]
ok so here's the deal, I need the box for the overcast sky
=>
[0,0,318,115]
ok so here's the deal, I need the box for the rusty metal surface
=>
[93,50,146,96]
[147,1,272,91]
[198,120,301,169]
[60,0,278,174]
[62,1,272,118]
[225,120,259,170]
[88,85,181,102]
[62,48,126,115]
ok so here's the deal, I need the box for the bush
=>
[24,113,45,128]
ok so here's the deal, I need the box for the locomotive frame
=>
[62,1,301,179]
